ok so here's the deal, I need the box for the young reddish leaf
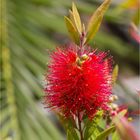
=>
[72,2,82,34]
[85,0,111,44]
[113,116,139,140]
[129,22,140,43]
[64,16,80,45]
[112,65,119,85]
[117,109,127,118]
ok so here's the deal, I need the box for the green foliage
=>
[64,0,112,45]
[64,2,83,45]
[71,2,82,34]
[84,111,104,140]
[67,128,79,140]
[64,16,80,45]
[112,131,120,140]
[95,126,115,140]
[1,0,63,139]
[83,110,116,140]
[85,0,111,44]
[59,115,79,140]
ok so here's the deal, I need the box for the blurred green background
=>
[1,0,139,140]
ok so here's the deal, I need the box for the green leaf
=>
[66,123,79,140]
[95,125,116,140]
[84,111,103,140]
[112,65,119,85]
[112,131,120,140]
[85,0,111,44]
[67,128,79,140]
[67,129,74,140]
[69,10,76,26]
[72,2,82,34]
[64,16,80,44]
[58,114,79,140]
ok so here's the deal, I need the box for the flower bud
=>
[110,111,117,116]
[111,103,118,110]
[109,95,118,103]
[128,117,133,122]
[109,96,114,102]
[113,95,118,101]
[81,54,89,61]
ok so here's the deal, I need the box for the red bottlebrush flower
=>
[44,44,113,118]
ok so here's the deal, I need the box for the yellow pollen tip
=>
[81,54,89,60]
[76,54,89,66]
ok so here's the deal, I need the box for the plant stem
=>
[79,32,85,55]
[77,112,84,140]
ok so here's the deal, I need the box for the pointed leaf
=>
[117,109,127,118]
[72,2,82,34]
[64,16,80,44]
[84,111,103,140]
[67,129,74,140]
[86,0,111,44]
[112,64,119,85]
[69,10,75,26]
[95,125,115,140]
[59,114,79,140]
[67,128,79,140]
[112,131,120,140]
[113,117,139,140]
